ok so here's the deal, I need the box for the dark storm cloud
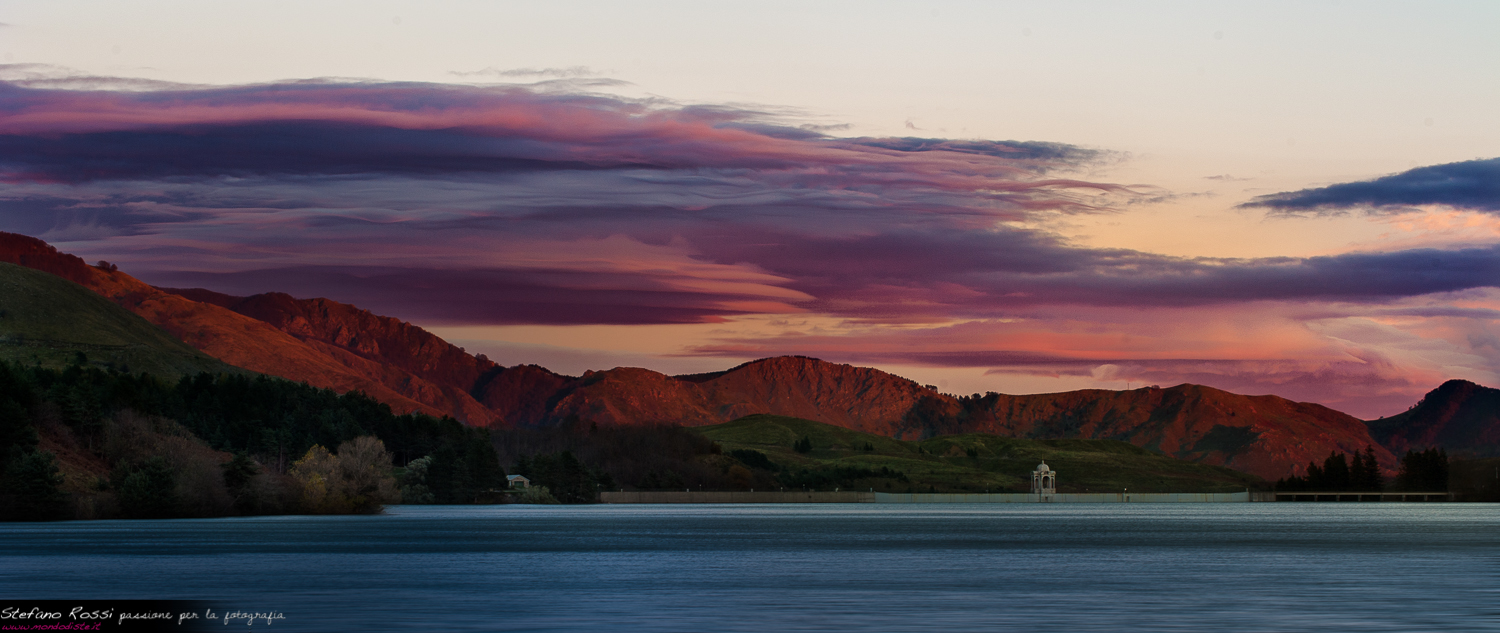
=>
[0,80,1107,190]
[153,266,772,326]
[4,76,1499,329]
[698,227,1500,320]
[846,137,1105,171]
[1242,157,1500,214]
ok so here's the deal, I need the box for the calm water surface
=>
[2,504,1497,632]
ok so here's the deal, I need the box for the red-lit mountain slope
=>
[533,357,935,435]
[0,232,489,423]
[157,287,501,426]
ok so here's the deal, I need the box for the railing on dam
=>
[598,490,1458,504]
[873,492,1256,503]
[1272,492,1453,502]
[601,491,875,504]
[599,491,1265,504]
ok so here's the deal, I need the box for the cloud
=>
[700,227,1500,321]
[3,76,1498,328]
[4,74,1497,413]
[1242,157,1500,215]
[3,76,1498,330]
[156,265,795,325]
[0,79,1118,202]
[450,66,603,79]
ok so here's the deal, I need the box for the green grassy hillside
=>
[0,262,242,377]
[697,414,1265,493]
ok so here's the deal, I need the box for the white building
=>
[1031,461,1056,496]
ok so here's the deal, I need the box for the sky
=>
[2,1,1498,418]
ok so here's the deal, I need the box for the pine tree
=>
[221,452,260,514]
[1362,446,1383,491]
[1323,452,1352,491]
[1397,447,1450,491]
[117,456,178,519]
[1,449,69,521]
[1349,450,1370,492]
[1305,462,1325,489]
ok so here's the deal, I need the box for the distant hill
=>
[531,356,933,432]
[696,414,1265,493]
[1368,380,1500,458]
[947,384,1396,484]
[0,261,237,377]
[481,357,1390,480]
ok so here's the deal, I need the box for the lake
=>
[3,504,1497,632]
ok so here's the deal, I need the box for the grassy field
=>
[696,414,1266,493]
[0,261,241,377]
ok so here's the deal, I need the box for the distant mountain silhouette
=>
[1368,380,1500,457]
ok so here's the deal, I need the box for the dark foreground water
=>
[2,504,1497,632]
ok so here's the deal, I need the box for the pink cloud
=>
[1,76,1497,412]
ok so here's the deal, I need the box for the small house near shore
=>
[507,475,531,489]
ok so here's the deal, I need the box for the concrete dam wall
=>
[599,491,1271,504]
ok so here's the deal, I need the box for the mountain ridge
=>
[5,231,1492,480]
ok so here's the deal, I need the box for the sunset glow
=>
[3,2,1497,418]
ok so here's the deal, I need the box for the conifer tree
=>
[117,456,179,519]
[1322,452,1351,491]
[1362,446,1383,491]
[1305,461,1325,489]
[1,449,69,521]
[1349,450,1370,492]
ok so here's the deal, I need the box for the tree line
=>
[0,359,504,520]
[491,419,923,497]
[491,418,776,498]
[1275,446,1449,492]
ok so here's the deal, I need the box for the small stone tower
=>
[1032,460,1056,496]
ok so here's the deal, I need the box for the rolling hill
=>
[697,414,1265,493]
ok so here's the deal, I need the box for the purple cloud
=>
[1,76,1498,333]
[1242,158,1500,214]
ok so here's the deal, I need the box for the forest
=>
[0,358,503,520]
[1,359,842,518]
[1274,447,1449,492]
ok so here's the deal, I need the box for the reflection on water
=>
[3,504,1497,632]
